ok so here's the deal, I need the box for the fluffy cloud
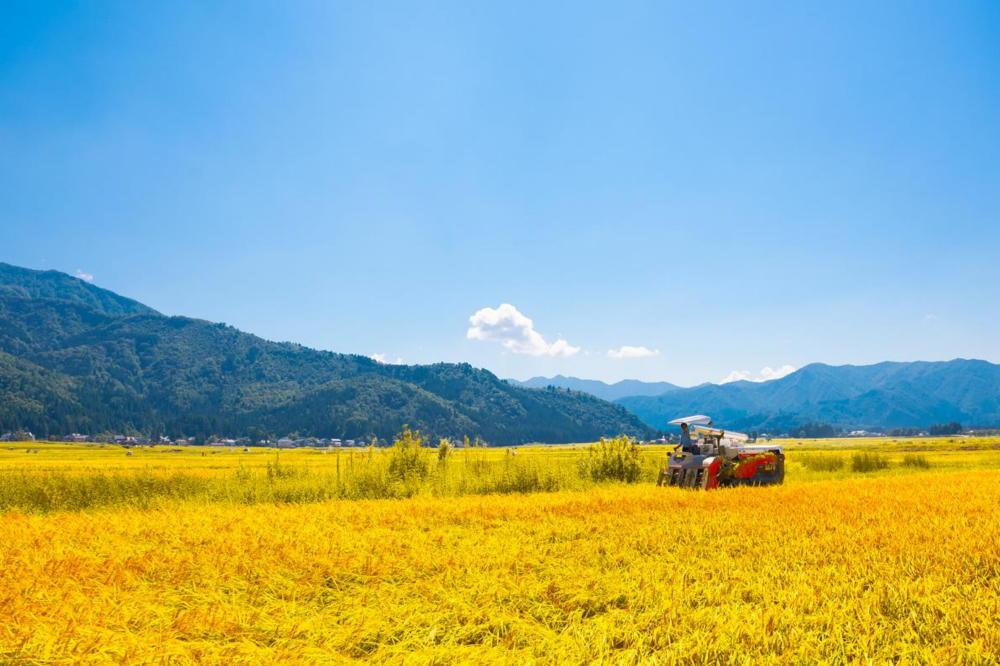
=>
[371,353,403,365]
[467,304,580,357]
[759,365,797,381]
[720,365,796,384]
[607,345,660,359]
[74,269,94,283]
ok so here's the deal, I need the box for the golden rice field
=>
[1,437,998,664]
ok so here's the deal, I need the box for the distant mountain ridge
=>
[616,360,1000,431]
[510,375,682,401]
[0,262,652,443]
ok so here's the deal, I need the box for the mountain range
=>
[510,375,682,401]
[0,263,652,443]
[616,360,1000,431]
[3,262,997,441]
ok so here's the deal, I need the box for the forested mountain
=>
[0,263,653,443]
[0,263,155,318]
[617,360,1000,431]
[510,375,682,401]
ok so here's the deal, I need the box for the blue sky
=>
[2,1,998,386]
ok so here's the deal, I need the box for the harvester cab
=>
[657,415,785,490]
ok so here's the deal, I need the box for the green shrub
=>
[851,452,890,473]
[578,436,642,483]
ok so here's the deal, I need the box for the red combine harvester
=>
[657,415,785,490]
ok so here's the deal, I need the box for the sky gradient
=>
[2,1,999,385]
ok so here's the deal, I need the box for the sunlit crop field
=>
[1,437,998,663]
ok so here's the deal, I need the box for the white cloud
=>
[759,365,797,381]
[720,365,796,384]
[720,370,752,384]
[607,345,660,360]
[74,269,94,283]
[467,303,580,357]
[371,353,403,365]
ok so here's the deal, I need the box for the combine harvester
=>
[657,415,785,490]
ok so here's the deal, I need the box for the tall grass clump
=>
[473,451,566,494]
[797,454,846,472]
[437,438,452,463]
[266,458,303,481]
[0,470,207,512]
[901,453,931,469]
[387,426,431,484]
[851,452,890,473]
[578,436,642,483]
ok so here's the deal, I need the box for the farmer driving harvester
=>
[674,415,712,454]
[678,423,697,454]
